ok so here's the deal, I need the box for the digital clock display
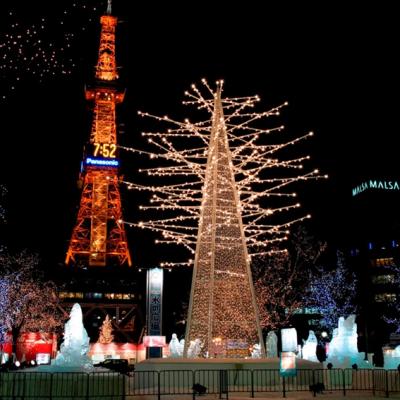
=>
[84,142,119,169]
[93,142,117,158]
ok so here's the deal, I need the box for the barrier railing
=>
[1,367,400,399]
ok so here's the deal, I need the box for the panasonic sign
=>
[352,180,400,196]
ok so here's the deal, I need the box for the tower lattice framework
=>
[66,4,131,267]
[184,88,265,357]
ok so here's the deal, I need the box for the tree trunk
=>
[11,326,21,362]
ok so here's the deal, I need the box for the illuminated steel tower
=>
[66,1,131,267]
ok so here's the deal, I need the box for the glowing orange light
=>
[66,7,131,267]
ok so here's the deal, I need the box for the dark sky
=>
[1,1,399,267]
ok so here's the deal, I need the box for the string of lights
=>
[122,79,327,268]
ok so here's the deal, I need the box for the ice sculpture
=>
[54,303,92,369]
[179,338,185,354]
[187,338,202,358]
[266,331,278,358]
[383,345,400,369]
[266,331,278,357]
[168,333,183,357]
[326,315,368,368]
[251,343,262,358]
[302,330,319,362]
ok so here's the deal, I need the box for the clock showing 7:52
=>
[93,142,117,158]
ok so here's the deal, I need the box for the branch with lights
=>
[121,80,327,268]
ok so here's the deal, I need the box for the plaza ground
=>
[132,393,400,399]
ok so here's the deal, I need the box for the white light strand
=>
[122,80,327,268]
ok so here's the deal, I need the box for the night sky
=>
[1,1,399,268]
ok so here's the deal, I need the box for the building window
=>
[375,293,396,303]
[58,291,84,299]
[372,275,395,284]
[84,292,103,299]
[104,293,135,300]
[292,307,319,315]
[372,258,396,267]
[350,248,360,257]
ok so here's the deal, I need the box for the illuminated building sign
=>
[143,336,166,347]
[85,157,119,167]
[146,268,164,357]
[352,180,400,196]
[36,353,51,365]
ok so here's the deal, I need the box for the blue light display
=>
[85,157,119,167]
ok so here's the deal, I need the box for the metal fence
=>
[1,368,400,399]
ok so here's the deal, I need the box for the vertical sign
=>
[281,328,297,352]
[146,268,164,358]
[280,351,297,377]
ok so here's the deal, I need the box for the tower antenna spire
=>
[107,0,112,15]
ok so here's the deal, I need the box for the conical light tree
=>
[98,314,114,344]
[123,80,326,357]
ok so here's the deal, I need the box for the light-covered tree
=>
[0,249,64,358]
[304,250,357,332]
[253,227,325,331]
[98,314,114,344]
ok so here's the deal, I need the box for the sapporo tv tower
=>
[66,0,131,267]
